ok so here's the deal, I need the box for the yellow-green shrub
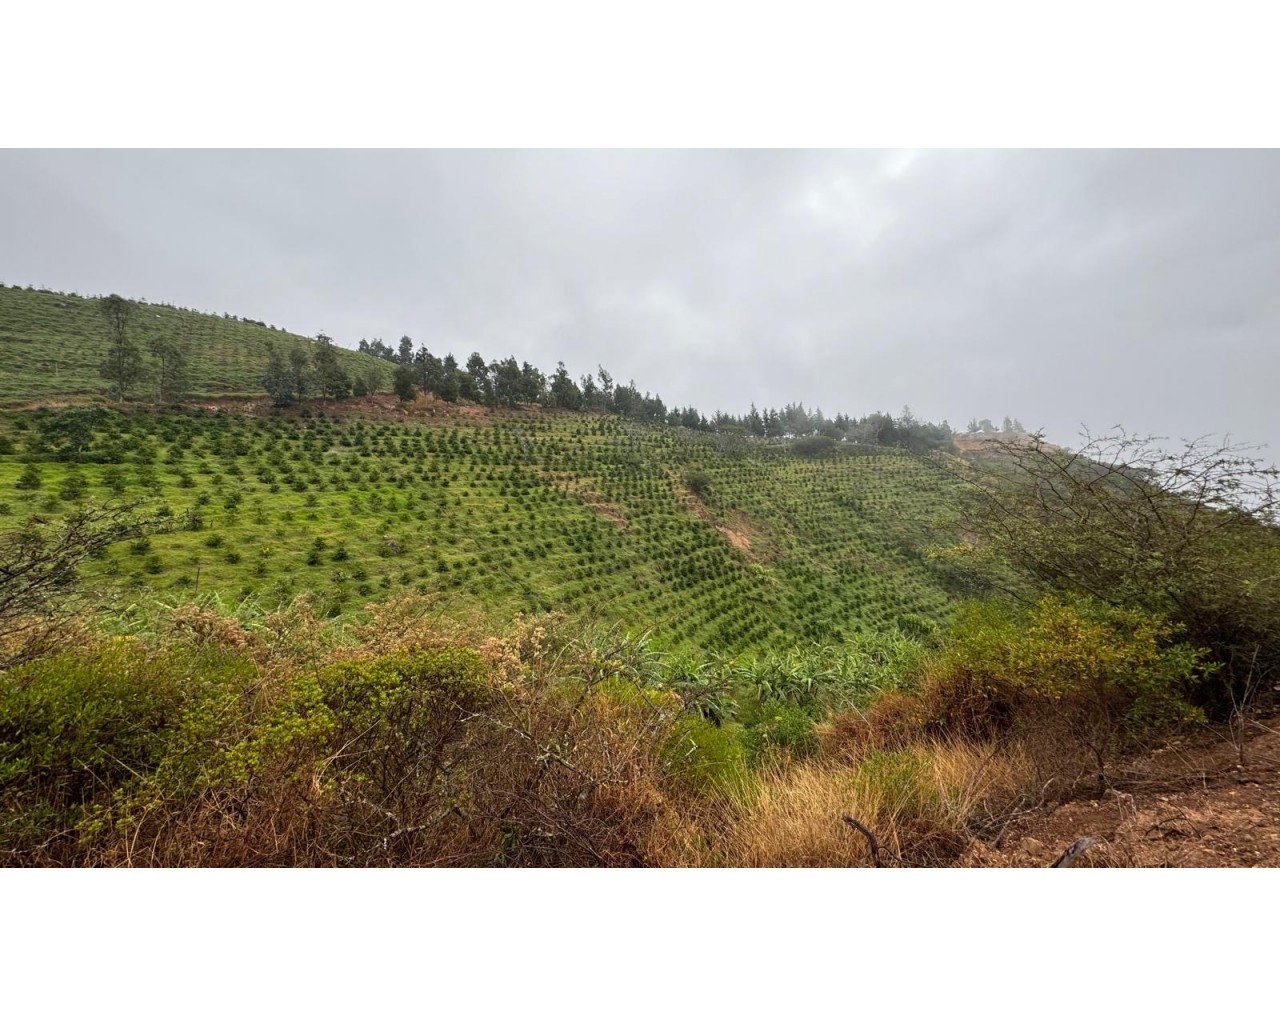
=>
[663,715,751,798]
[918,597,1212,781]
[0,639,255,859]
[222,647,491,783]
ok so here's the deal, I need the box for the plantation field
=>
[0,403,967,655]
[0,285,390,403]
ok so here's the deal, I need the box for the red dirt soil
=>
[963,720,1280,867]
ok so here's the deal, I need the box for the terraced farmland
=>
[0,403,966,654]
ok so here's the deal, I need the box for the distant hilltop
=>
[1,283,1029,454]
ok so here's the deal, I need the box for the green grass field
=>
[0,285,390,403]
[0,403,967,655]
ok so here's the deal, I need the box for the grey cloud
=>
[1,149,1278,453]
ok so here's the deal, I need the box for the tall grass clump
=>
[713,740,1031,867]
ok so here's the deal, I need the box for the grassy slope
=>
[0,402,965,655]
[0,285,391,403]
[0,284,969,655]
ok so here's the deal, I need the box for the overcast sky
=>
[1,149,1277,451]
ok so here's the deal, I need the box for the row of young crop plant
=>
[1,406,963,651]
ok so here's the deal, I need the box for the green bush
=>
[895,613,937,641]
[222,648,491,784]
[734,635,927,715]
[920,597,1212,783]
[58,472,89,501]
[739,700,819,764]
[791,435,838,458]
[937,598,1206,721]
[685,470,711,498]
[0,641,254,856]
[662,714,750,797]
[14,463,40,490]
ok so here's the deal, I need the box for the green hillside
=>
[8,289,1273,873]
[0,284,391,403]
[0,403,967,654]
[0,284,982,655]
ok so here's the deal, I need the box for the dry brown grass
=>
[708,740,1033,867]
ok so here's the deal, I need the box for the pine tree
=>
[149,333,191,403]
[549,361,582,409]
[263,344,295,407]
[596,366,615,412]
[464,353,490,403]
[98,294,145,400]
[313,335,351,401]
[288,346,312,401]
[439,354,460,402]
[14,463,41,490]
[393,364,417,403]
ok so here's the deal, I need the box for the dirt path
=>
[963,721,1280,867]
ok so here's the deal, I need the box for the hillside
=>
[0,284,392,404]
[0,398,967,655]
[6,290,1280,871]
[0,285,980,655]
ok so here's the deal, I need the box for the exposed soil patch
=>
[174,392,538,423]
[962,720,1280,867]
[390,394,609,428]
[676,484,763,559]
[543,471,627,529]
